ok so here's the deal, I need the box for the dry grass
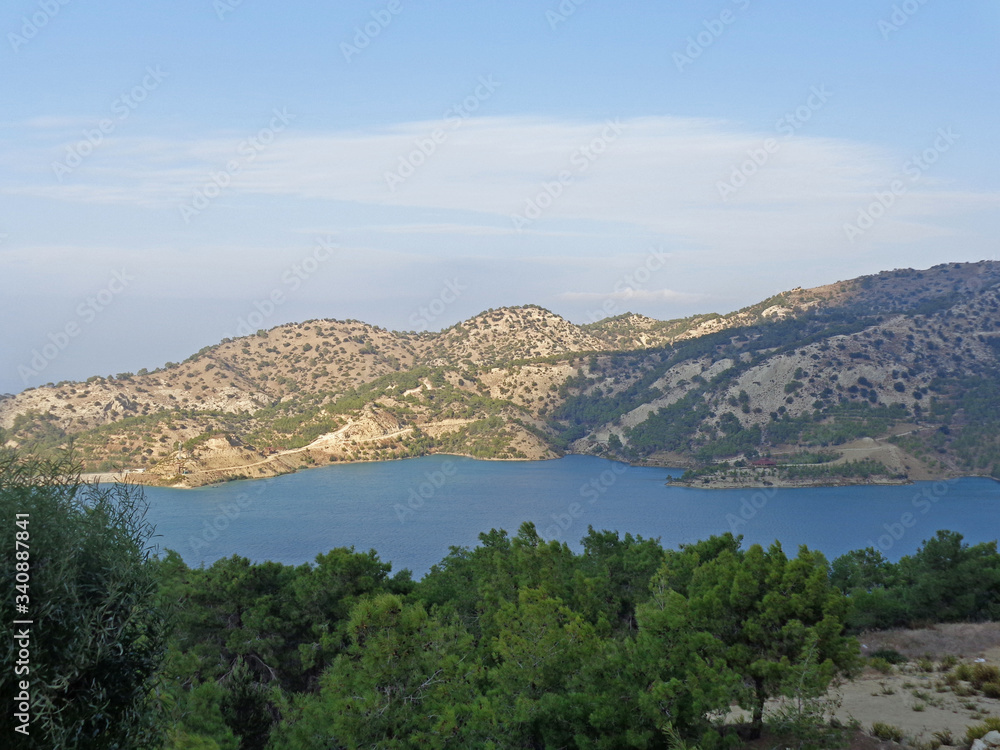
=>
[860,622,1000,661]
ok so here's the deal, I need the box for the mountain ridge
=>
[3,261,1000,488]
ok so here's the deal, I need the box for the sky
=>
[2,0,999,395]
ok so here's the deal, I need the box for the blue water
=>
[142,455,999,578]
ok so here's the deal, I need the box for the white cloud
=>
[3,114,998,266]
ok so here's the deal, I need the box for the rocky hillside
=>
[3,262,999,487]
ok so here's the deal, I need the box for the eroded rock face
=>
[341,407,405,441]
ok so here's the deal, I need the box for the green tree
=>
[219,657,274,750]
[895,530,1000,624]
[0,449,165,749]
[684,542,858,739]
[830,547,893,593]
[270,593,491,749]
[830,547,907,632]
[153,544,411,747]
[488,587,602,748]
[766,633,850,750]
[157,665,239,750]
[579,526,666,632]
[628,570,738,747]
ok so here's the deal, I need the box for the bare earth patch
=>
[732,623,1000,748]
[838,623,999,747]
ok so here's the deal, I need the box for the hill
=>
[3,262,1000,487]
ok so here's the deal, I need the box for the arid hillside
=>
[3,262,999,487]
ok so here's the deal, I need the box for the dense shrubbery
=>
[831,531,1000,631]
[155,526,858,749]
[0,450,165,748]
[782,458,896,480]
[153,525,1000,749]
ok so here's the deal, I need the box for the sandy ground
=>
[727,623,1000,747]
[80,471,145,484]
[834,624,1000,746]
[735,623,1000,747]
[834,663,999,745]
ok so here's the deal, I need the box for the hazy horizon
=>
[4,1,999,394]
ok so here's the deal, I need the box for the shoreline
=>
[78,453,998,491]
[666,476,914,490]
[665,470,1000,491]
[82,450,558,489]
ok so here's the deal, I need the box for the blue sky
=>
[2,0,999,394]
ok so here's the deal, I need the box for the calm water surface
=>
[142,455,999,577]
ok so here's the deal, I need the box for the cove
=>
[141,454,999,578]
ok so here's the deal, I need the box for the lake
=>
[142,454,999,577]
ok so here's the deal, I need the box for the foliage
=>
[143,525,873,748]
[832,531,1000,630]
[766,634,850,750]
[0,449,165,749]
[782,459,895,481]
[680,541,859,738]
[870,722,904,742]
[965,717,1000,744]
[868,648,906,665]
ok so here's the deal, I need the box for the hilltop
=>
[3,262,1000,487]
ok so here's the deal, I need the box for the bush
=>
[971,663,1000,690]
[871,722,904,742]
[0,450,165,747]
[868,657,893,674]
[931,728,954,746]
[982,682,1000,699]
[966,717,1000,744]
[939,654,959,671]
[870,648,907,665]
